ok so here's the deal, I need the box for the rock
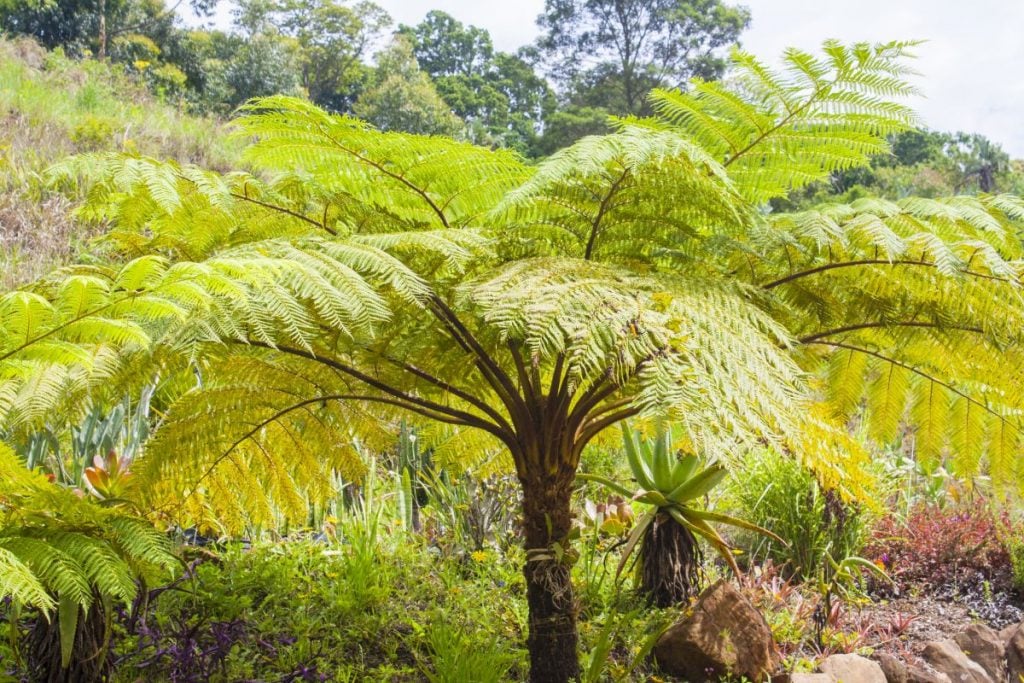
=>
[771,675,833,683]
[907,665,952,683]
[1007,624,1024,683]
[954,624,1004,681]
[922,640,993,683]
[820,654,886,683]
[999,622,1019,647]
[876,653,909,683]
[654,579,779,682]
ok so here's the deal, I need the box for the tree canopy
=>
[536,0,751,115]
[353,36,464,136]
[399,11,555,153]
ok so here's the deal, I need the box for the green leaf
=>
[57,595,80,670]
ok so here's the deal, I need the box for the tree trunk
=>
[27,600,111,683]
[521,467,580,683]
[97,0,107,60]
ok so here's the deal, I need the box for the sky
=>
[184,0,1024,157]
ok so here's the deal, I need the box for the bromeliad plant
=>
[579,423,783,606]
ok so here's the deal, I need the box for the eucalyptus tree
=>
[536,0,750,115]
[5,41,1024,682]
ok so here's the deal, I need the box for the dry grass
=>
[0,37,239,287]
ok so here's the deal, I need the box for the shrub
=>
[866,504,1012,590]
[114,539,529,682]
[723,449,870,581]
[69,114,118,151]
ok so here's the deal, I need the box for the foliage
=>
[233,0,390,112]
[0,0,207,58]
[867,504,1013,590]
[723,449,871,582]
[0,37,238,287]
[14,384,154,495]
[421,471,521,553]
[534,104,612,156]
[399,11,555,153]
[97,496,671,683]
[536,0,750,115]
[111,515,530,680]
[222,32,305,107]
[776,128,1024,211]
[1007,533,1024,593]
[353,36,464,136]
[0,443,177,675]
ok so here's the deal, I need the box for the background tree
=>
[945,131,1011,193]
[775,127,1024,211]
[223,32,304,107]
[0,0,215,58]
[533,104,611,156]
[233,0,390,112]
[354,36,463,135]
[7,41,1024,683]
[399,11,554,153]
[535,0,750,116]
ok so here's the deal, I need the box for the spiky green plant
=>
[4,41,1024,681]
[579,423,782,606]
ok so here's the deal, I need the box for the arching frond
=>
[495,126,747,261]
[647,40,921,203]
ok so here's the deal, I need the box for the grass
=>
[0,38,239,287]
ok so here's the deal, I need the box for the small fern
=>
[0,444,177,668]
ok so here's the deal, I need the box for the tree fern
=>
[647,40,921,203]
[4,41,1024,681]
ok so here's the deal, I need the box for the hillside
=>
[0,37,236,287]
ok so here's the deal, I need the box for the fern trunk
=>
[521,466,580,683]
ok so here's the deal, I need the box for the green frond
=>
[496,126,747,261]
[0,546,53,612]
[236,96,531,230]
[647,41,919,203]
[0,444,176,618]
[465,257,807,460]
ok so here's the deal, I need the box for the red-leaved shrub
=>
[867,505,1011,590]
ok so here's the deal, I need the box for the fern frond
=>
[648,41,920,203]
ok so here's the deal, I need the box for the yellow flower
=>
[133,60,150,71]
[470,550,488,563]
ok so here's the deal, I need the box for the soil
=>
[842,576,1024,666]
[746,561,1024,671]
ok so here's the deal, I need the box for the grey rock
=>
[999,622,1019,647]
[954,623,1004,681]
[907,665,953,683]
[876,653,909,683]
[1007,623,1024,683]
